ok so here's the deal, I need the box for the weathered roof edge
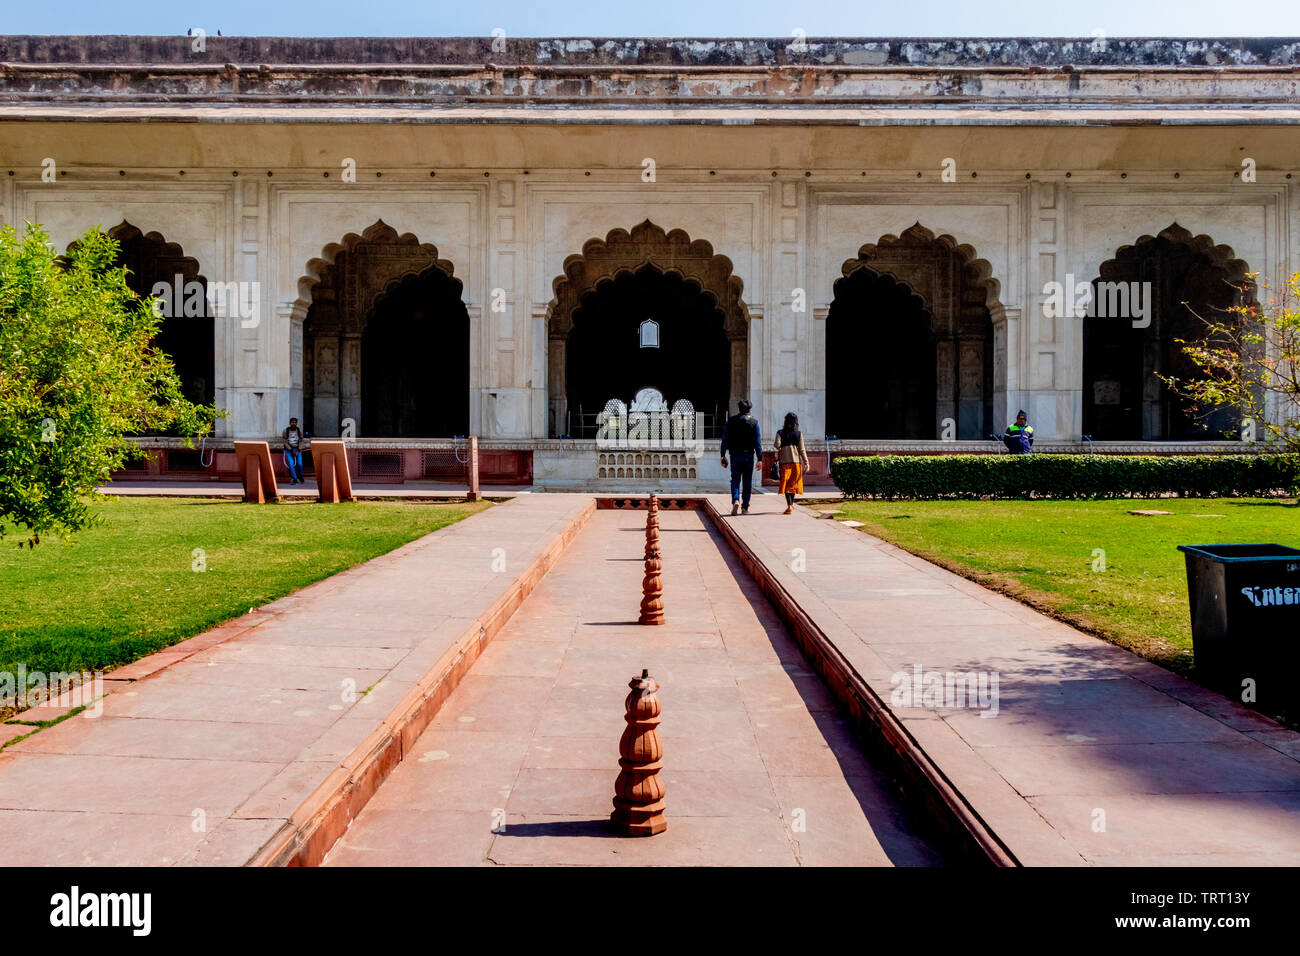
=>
[7,105,1300,127]
[2,35,1299,68]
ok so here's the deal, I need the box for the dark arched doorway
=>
[1083,225,1248,441]
[826,268,935,439]
[546,221,749,438]
[361,267,469,437]
[565,266,730,432]
[93,223,215,436]
[830,224,998,440]
[301,222,467,438]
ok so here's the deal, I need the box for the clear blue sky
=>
[5,0,1299,38]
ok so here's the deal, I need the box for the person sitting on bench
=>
[282,418,308,484]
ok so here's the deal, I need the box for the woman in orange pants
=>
[773,412,810,514]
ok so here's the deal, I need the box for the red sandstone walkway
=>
[0,495,591,866]
[712,496,1300,866]
[9,489,1295,867]
[323,508,943,866]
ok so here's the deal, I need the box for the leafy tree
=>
[1160,272,1300,451]
[0,223,221,546]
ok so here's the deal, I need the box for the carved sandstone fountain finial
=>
[611,669,667,836]
[640,500,665,625]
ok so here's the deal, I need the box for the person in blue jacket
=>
[1004,410,1035,454]
[720,399,762,515]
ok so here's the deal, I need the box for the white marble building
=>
[1,36,1296,487]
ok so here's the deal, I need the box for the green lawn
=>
[0,497,488,694]
[815,497,1300,672]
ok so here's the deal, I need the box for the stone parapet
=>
[2,36,1298,119]
[3,35,1297,67]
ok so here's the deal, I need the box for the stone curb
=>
[2,617,270,728]
[702,497,1031,867]
[246,498,597,867]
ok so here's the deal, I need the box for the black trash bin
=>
[1177,543,1300,713]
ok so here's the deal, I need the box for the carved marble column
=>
[935,339,957,438]
[729,338,747,417]
[1142,337,1163,440]
[548,334,567,436]
[287,303,305,426]
[341,333,362,436]
[992,312,1010,433]
[957,336,986,439]
[313,334,340,437]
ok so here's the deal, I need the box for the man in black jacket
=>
[720,399,762,515]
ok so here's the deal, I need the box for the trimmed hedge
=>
[830,454,1300,500]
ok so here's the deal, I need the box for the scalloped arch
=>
[368,260,467,324]
[107,222,200,268]
[66,221,207,284]
[831,263,931,320]
[838,222,1004,321]
[1101,223,1251,286]
[585,264,721,313]
[547,220,749,340]
[296,220,459,309]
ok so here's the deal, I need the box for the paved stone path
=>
[714,497,1300,866]
[323,508,942,866]
[0,495,590,865]
[10,487,1293,867]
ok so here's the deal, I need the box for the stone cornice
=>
[1,36,1297,120]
